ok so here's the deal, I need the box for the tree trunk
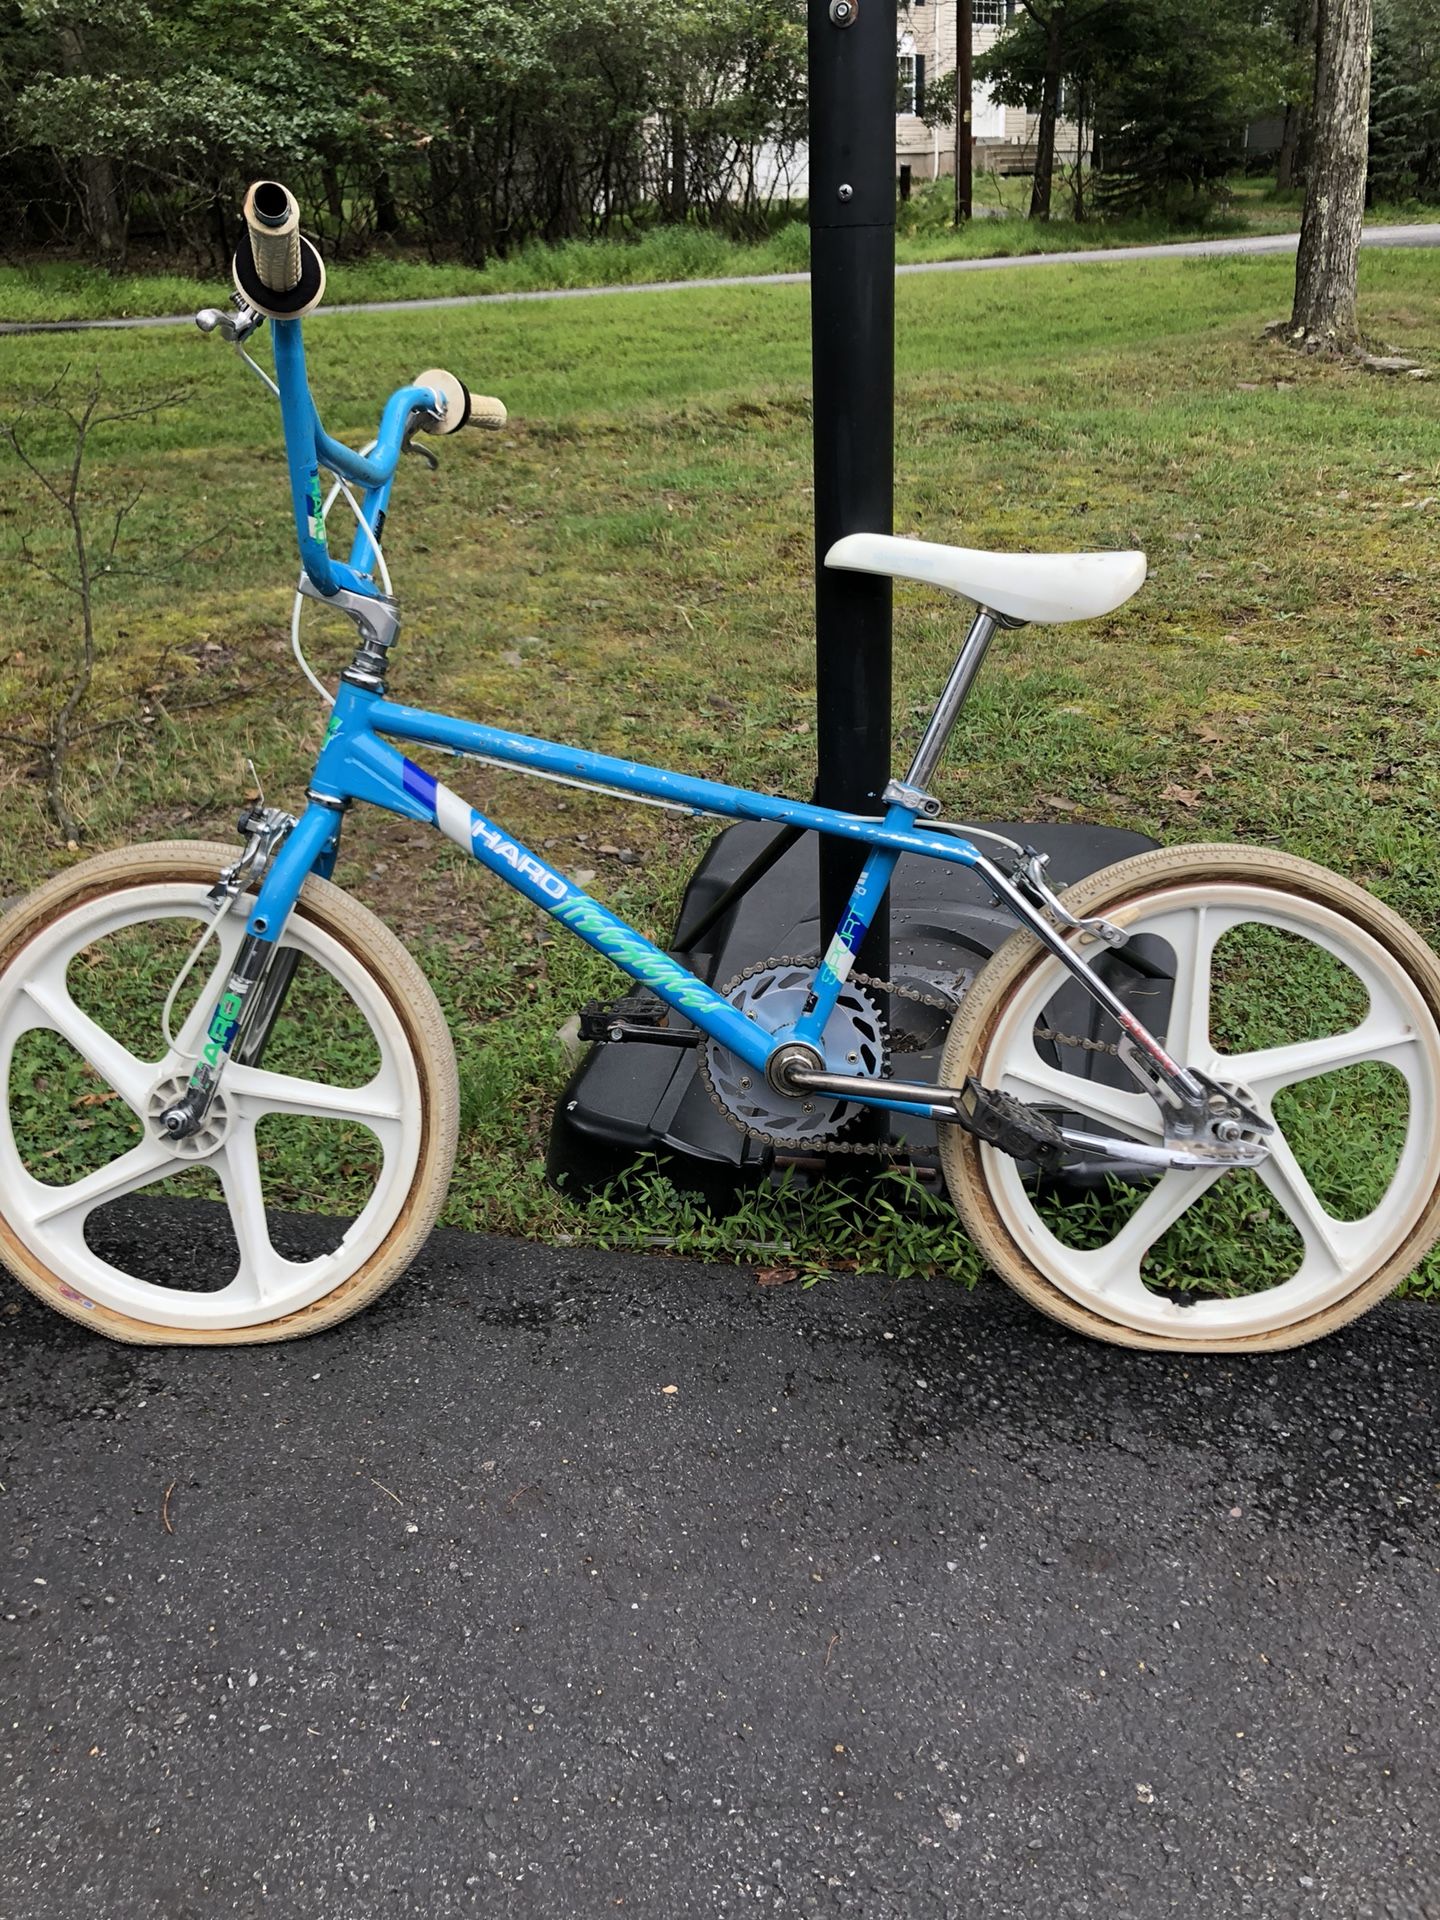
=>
[955,0,973,221]
[1071,86,1088,219]
[1288,0,1372,351]
[1276,0,1320,190]
[57,23,126,270]
[1029,10,1063,220]
[1276,101,1301,189]
[669,114,689,222]
[373,169,399,236]
[208,187,230,270]
[321,166,345,226]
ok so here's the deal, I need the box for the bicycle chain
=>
[698,953,1119,1157]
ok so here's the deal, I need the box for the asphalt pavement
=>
[3,1203,1438,1918]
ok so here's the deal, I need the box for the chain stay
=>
[699,953,1118,1157]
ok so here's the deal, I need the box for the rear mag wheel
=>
[938,844,1440,1351]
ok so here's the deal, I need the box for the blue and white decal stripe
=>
[432,779,571,903]
[434,782,472,847]
[426,777,773,1058]
[401,759,438,815]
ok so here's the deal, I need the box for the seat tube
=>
[792,821,907,1051]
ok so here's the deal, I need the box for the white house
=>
[750,1,1084,202]
[895,0,1085,183]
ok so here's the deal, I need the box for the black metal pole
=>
[957,0,974,221]
[809,0,895,984]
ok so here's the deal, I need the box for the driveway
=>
[2,1206,1437,1917]
[4,224,1437,335]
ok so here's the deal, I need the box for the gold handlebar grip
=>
[243,180,301,292]
[467,395,508,431]
[414,369,508,434]
[233,180,326,320]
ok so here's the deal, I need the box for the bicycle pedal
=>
[957,1078,1065,1164]
[578,990,698,1048]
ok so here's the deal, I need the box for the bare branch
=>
[95,521,228,582]
[0,422,68,506]
[18,539,84,599]
[107,482,147,559]
[94,389,190,429]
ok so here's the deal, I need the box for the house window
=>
[973,0,1005,22]
[897,51,926,115]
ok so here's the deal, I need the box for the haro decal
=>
[185,988,246,1090]
[201,992,243,1068]
[306,469,327,549]
[471,820,568,900]
[553,897,714,1014]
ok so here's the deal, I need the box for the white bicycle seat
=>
[825,532,1147,626]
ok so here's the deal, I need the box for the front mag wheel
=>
[939,844,1440,1351]
[0,841,458,1344]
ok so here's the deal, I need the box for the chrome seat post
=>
[903,603,1006,790]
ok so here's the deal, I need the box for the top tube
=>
[269,318,439,599]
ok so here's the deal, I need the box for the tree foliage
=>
[1369,0,1440,198]
[0,0,807,266]
[976,0,1301,214]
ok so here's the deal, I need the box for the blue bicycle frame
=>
[247,679,1002,1121]
[190,312,1193,1135]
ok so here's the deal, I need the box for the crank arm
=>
[784,1066,962,1114]
[1055,1125,1269,1171]
[785,1065,1067,1161]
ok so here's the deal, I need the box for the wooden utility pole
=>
[956,0,973,220]
[1287,0,1372,351]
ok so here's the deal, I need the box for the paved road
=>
[4,224,1438,336]
[3,1206,1438,1918]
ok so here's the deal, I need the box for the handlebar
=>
[204,179,506,604]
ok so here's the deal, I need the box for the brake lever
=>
[195,294,265,345]
[403,427,441,471]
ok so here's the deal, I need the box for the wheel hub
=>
[146,1072,231,1158]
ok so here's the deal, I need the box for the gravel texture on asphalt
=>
[2,1206,1438,1918]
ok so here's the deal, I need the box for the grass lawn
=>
[0,194,1305,325]
[3,174,1433,327]
[3,248,1439,1294]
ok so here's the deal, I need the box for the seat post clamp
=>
[882,778,941,818]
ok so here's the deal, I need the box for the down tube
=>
[402,760,776,1074]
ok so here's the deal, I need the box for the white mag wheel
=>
[939,844,1440,1352]
[0,842,458,1344]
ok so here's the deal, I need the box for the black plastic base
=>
[547,820,1164,1203]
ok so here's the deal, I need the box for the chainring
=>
[700,957,888,1147]
[697,953,1118,1157]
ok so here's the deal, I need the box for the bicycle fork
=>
[156,801,335,1141]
